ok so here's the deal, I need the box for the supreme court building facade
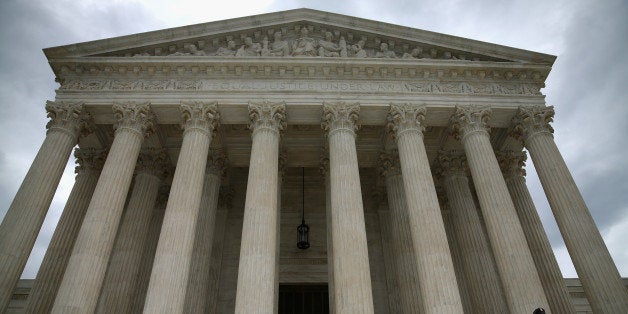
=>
[1,8,627,314]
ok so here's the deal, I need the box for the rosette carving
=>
[496,150,527,179]
[248,101,286,133]
[112,102,155,137]
[180,101,220,135]
[321,102,360,135]
[510,105,555,142]
[387,103,427,139]
[45,101,93,139]
[449,105,492,140]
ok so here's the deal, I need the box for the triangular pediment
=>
[43,8,555,65]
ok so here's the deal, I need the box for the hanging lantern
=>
[297,167,310,250]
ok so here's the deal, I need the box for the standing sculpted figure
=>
[260,36,270,56]
[269,32,290,56]
[236,37,261,57]
[375,42,397,58]
[338,36,348,57]
[291,27,318,56]
[214,40,237,56]
[318,31,340,57]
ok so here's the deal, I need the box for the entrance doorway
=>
[278,284,329,314]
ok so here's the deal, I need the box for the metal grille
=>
[278,284,329,314]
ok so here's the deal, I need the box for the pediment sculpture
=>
[104,23,504,62]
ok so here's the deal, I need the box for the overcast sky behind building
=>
[0,0,626,279]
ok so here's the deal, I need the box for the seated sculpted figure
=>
[269,32,290,56]
[292,27,317,57]
[236,37,261,57]
[318,32,340,57]
[338,36,348,58]
[188,44,206,56]
[351,39,367,58]
[402,47,423,59]
[214,40,237,56]
[375,43,397,58]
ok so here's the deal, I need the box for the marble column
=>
[206,206,229,314]
[450,105,549,313]
[234,102,285,314]
[24,148,104,314]
[322,102,374,313]
[130,184,170,314]
[0,102,91,312]
[437,151,508,313]
[387,104,463,313]
[320,155,336,314]
[379,149,423,313]
[52,102,154,313]
[184,149,226,313]
[376,209,402,314]
[96,148,170,313]
[144,102,219,313]
[497,150,576,313]
[512,106,628,312]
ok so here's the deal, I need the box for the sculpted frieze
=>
[99,23,507,62]
[59,78,541,95]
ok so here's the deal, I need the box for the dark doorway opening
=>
[278,284,329,314]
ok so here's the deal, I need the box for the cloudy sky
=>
[0,0,626,279]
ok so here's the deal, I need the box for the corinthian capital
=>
[181,101,220,135]
[378,149,401,178]
[510,105,555,142]
[321,102,360,135]
[436,150,468,179]
[248,101,286,134]
[496,150,527,179]
[74,147,107,175]
[449,105,492,140]
[112,102,155,137]
[207,148,228,177]
[136,148,171,179]
[387,103,427,139]
[45,101,93,139]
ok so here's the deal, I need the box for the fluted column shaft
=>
[25,148,103,314]
[234,102,285,314]
[376,210,402,314]
[321,158,336,314]
[388,104,463,313]
[438,153,508,313]
[380,151,423,313]
[130,185,169,314]
[144,102,219,313]
[451,105,549,313]
[52,103,153,313]
[97,149,168,313]
[207,208,228,314]
[513,106,628,313]
[0,102,90,312]
[322,103,374,313]
[184,152,224,313]
[499,150,575,313]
